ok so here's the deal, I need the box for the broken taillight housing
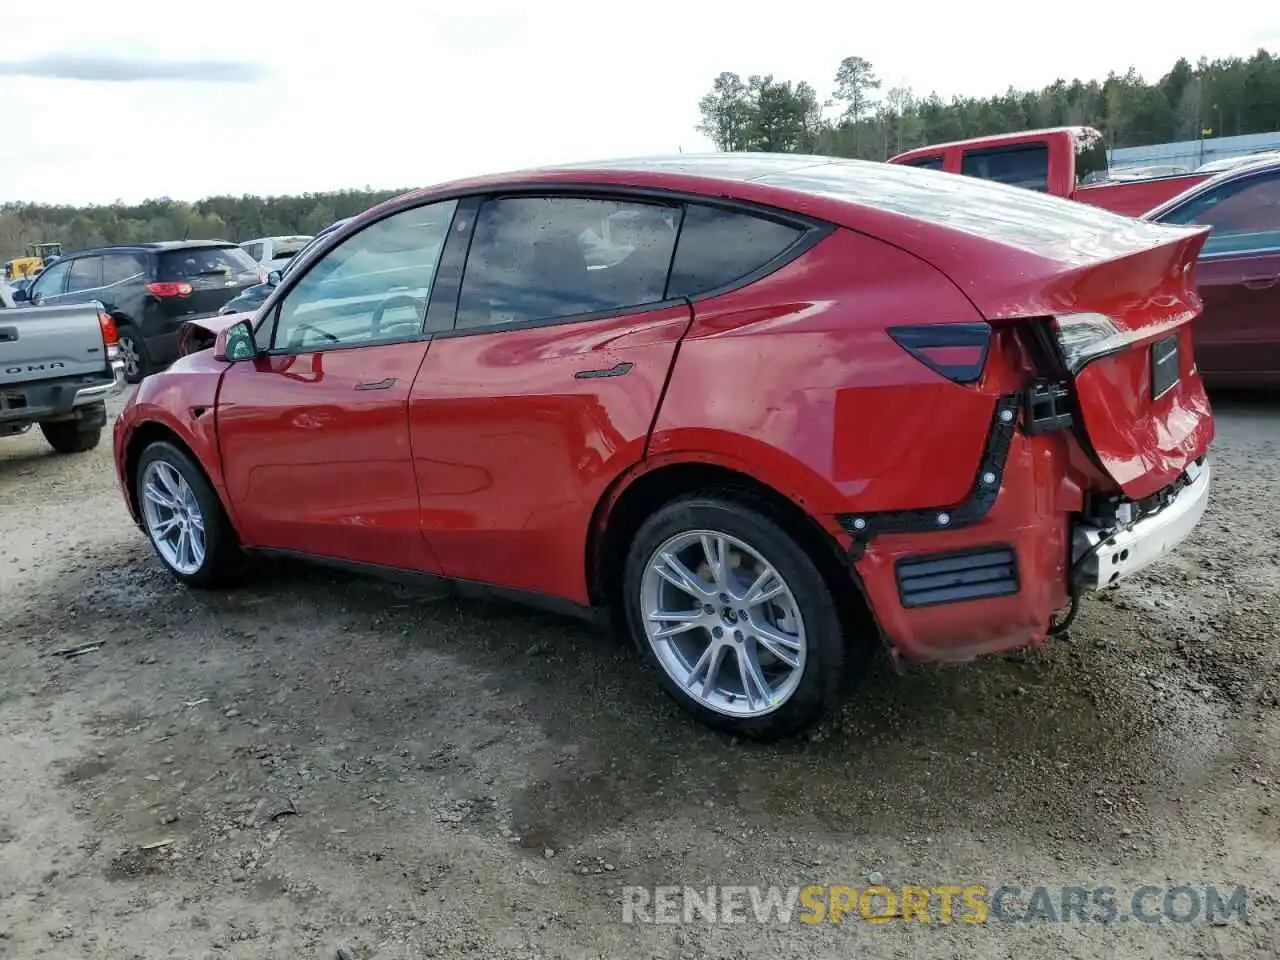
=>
[1051,312,1130,373]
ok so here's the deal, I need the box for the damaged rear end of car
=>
[768,162,1216,662]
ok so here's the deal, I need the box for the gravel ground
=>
[1,392,1278,959]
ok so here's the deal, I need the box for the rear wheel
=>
[622,495,852,740]
[134,441,241,588]
[117,324,149,383]
[40,420,101,454]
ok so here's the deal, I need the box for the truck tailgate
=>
[0,304,108,387]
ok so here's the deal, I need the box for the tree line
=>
[696,49,1280,160]
[0,189,405,264]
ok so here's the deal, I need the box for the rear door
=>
[408,193,692,602]
[1154,167,1280,383]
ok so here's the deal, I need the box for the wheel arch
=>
[123,420,227,528]
[586,455,876,639]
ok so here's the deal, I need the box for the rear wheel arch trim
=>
[586,452,865,611]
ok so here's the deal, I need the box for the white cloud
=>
[0,0,1274,204]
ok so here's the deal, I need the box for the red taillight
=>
[98,312,119,345]
[99,312,121,362]
[146,281,193,298]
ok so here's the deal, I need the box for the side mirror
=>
[11,286,28,302]
[213,319,258,362]
[267,269,282,286]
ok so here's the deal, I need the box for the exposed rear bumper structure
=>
[1072,457,1211,591]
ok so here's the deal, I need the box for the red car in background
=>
[889,127,1210,216]
[1144,157,1280,388]
[113,155,1214,740]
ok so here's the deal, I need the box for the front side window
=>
[1159,172,1280,256]
[29,259,71,299]
[243,242,265,262]
[960,144,1050,192]
[272,200,457,351]
[455,196,679,332]
[667,204,804,298]
[66,257,103,293]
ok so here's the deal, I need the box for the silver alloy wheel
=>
[118,334,140,380]
[640,529,807,718]
[140,459,206,575]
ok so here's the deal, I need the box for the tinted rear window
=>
[158,246,259,281]
[903,154,945,171]
[668,205,804,297]
[960,144,1049,192]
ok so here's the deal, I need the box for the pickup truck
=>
[0,283,126,453]
[889,126,1211,217]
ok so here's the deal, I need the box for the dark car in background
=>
[219,218,354,316]
[16,241,265,382]
[1145,157,1280,388]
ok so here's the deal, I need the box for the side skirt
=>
[242,547,609,629]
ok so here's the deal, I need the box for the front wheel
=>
[134,441,241,588]
[622,496,852,741]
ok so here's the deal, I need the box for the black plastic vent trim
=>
[895,545,1019,608]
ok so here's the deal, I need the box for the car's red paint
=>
[216,343,440,572]
[855,427,1080,661]
[409,303,693,601]
[113,346,231,523]
[1075,175,1209,217]
[889,127,1208,214]
[1192,253,1280,386]
[647,228,1004,514]
[113,154,1216,664]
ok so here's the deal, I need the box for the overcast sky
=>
[2,0,1276,205]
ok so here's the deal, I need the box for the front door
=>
[216,199,459,571]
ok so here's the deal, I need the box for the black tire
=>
[134,441,242,588]
[117,324,149,384]
[622,495,856,741]
[40,420,102,454]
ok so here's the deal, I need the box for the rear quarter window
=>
[959,144,1050,192]
[160,246,260,281]
[667,205,805,298]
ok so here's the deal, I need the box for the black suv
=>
[17,241,265,382]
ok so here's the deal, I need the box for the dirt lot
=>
[1,393,1278,959]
